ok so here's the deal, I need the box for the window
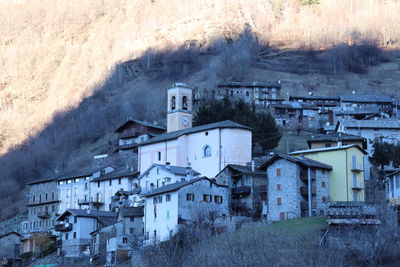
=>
[396,175,400,189]
[153,197,158,205]
[214,195,223,204]
[119,178,122,185]
[277,184,281,191]
[325,143,331,148]
[130,228,135,234]
[170,96,176,110]
[321,182,326,188]
[246,91,249,97]
[158,152,161,161]
[182,96,188,110]
[276,168,281,176]
[66,189,70,198]
[32,195,36,203]
[203,194,212,202]
[52,192,55,200]
[97,182,100,188]
[65,233,69,240]
[123,237,128,244]
[73,232,77,239]
[59,181,64,186]
[130,217,135,222]
[74,216,77,223]
[166,194,171,202]
[203,145,211,157]
[85,177,90,180]
[277,198,282,206]
[85,183,88,190]
[67,180,72,184]
[45,193,48,201]
[157,196,163,203]
[75,178,79,183]
[74,188,78,196]
[186,194,195,201]
[109,180,112,186]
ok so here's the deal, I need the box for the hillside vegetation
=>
[0,0,400,219]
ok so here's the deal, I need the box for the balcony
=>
[91,197,104,206]
[300,185,316,195]
[300,201,317,210]
[78,199,90,205]
[232,186,251,196]
[37,211,50,219]
[259,185,267,193]
[351,163,364,173]
[54,223,72,232]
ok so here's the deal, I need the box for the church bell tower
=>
[167,83,193,132]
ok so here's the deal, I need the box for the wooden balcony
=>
[300,201,317,210]
[78,199,90,205]
[232,186,251,196]
[300,185,316,195]
[37,211,50,219]
[54,223,72,232]
[91,198,104,206]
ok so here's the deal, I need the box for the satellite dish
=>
[352,91,356,94]
[64,223,70,227]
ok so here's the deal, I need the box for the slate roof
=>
[289,95,340,101]
[341,94,394,103]
[138,120,252,146]
[57,209,117,221]
[119,206,144,217]
[337,119,400,129]
[115,188,141,196]
[56,167,96,181]
[307,132,367,149]
[258,154,332,171]
[115,117,166,133]
[27,175,57,185]
[224,164,265,176]
[141,177,227,197]
[91,167,139,182]
[269,102,319,110]
[217,81,281,88]
[289,144,368,155]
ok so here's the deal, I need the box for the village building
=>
[259,154,332,221]
[139,163,200,194]
[340,94,394,115]
[141,177,229,243]
[22,176,60,254]
[91,207,144,266]
[110,188,143,212]
[0,231,22,267]
[55,209,117,258]
[215,81,282,106]
[138,83,252,178]
[385,171,400,205]
[290,145,368,203]
[289,95,340,108]
[307,132,367,150]
[268,102,320,128]
[113,118,166,156]
[215,164,267,218]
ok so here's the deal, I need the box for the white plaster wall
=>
[140,167,187,193]
[220,128,252,167]
[58,177,91,213]
[90,177,132,211]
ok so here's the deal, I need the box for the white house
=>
[138,83,252,178]
[139,163,200,194]
[141,177,229,243]
[55,209,117,258]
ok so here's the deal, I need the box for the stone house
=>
[55,209,117,258]
[141,177,229,243]
[289,95,340,108]
[90,207,144,266]
[138,83,252,178]
[290,145,368,203]
[259,154,332,221]
[111,188,142,212]
[215,164,267,218]
[268,102,320,128]
[139,163,200,194]
[340,94,394,115]
[0,231,21,266]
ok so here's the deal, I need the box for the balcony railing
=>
[54,223,72,232]
[232,186,251,196]
[78,199,90,205]
[91,197,104,206]
[37,211,50,219]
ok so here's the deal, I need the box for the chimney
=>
[251,160,255,172]
[186,167,193,180]
[86,209,91,215]
[166,162,171,169]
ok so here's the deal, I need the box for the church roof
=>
[139,120,252,146]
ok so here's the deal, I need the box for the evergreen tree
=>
[193,98,281,154]
[369,139,394,169]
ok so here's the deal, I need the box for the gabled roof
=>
[259,154,332,171]
[341,94,394,103]
[56,167,96,181]
[336,119,400,130]
[119,206,144,217]
[138,120,252,146]
[307,132,367,149]
[56,209,117,221]
[289,144,368,155]
[139,164,200,179]
[91,167,139,182]
[27,175,57,185]
[217,81,281,88]
[115,118,166,133]
[289,95,340,101]
[216,164,265,178]
[141,177,227,197]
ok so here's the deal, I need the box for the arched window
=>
[182,96,188,110]
[171,96,176,110]
[203,145,211,157]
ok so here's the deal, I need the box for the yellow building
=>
[290,145,368,202]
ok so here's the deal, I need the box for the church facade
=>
[138,83,252,178]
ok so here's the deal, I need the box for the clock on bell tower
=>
[167,83,193,133]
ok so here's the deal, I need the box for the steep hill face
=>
[0,0,400,219]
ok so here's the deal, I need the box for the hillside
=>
[0,0,400,219]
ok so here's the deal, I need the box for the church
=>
[138,83,252,178]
